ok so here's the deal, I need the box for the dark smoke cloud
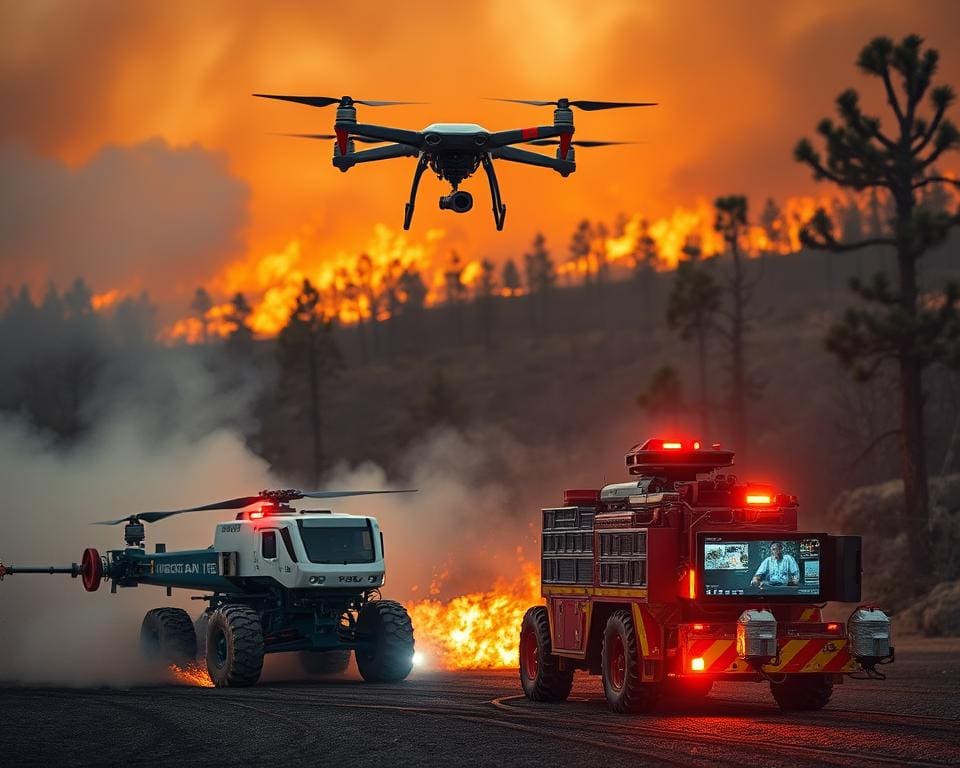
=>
[0,139,248,301]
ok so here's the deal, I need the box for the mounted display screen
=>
[699,533,824,601]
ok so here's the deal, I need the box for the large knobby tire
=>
[140,608,197,666]
[300,649,352,676]
[770,674,834,711]
[205,604,265,688]
[355,600,415,683]
[518,606,573,702]
[602,610,659,714]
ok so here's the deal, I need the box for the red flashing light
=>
[687,568,697,599]
[691,657,705,672]
[692,440,701,450]
[662,441,683,450]
[249,510,265,520]
[692,623,705,631]
[746,493,772,505]
[826,622,840,632]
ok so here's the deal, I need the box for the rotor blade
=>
[253,94,424,108]
[299,489,418,500]
[487,98,657,111]
[525,139,643,147]
[354,99,426,107]
[485,98,557,107]
[93,516,135,526]
[569,100,657,111]
[253,94,341,108]
[270,133,385,144]
[135,495,267,524]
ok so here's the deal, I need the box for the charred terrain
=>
[1,637,957,768]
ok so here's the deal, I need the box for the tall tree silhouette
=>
[524,232,555,333]
[475,258,497,351]
[501,259,521,296]
[569,219,593,285]
[276,279,344,485]
[224,292,254,355]
[190,287,213,345]
[794,34,960,566]
[714,195,755,456]
[667,259,721,438]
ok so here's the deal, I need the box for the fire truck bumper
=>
[673,623,860,679]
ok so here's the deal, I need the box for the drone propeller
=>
[524,139,643,147]
[271,132,384,144]
[488,97,657,111]
[93,489,417,526]
[253,94,424,108]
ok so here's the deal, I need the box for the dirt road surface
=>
[1,638,957,767]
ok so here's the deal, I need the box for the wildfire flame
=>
[406,559,541,670]
[169,662,214,687]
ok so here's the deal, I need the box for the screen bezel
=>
[696,531,828,603]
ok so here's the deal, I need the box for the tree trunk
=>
[731,244,746,459]
[697,324,710,439]
[309,338,322,487]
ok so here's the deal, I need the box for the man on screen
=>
[750,542,799,587]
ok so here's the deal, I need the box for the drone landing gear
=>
[403,154,429,231]
[481,154,507,231]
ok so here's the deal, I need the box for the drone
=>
[254,94,656,230]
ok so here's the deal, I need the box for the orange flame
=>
[406,558,541,670]
[169,662,214,687]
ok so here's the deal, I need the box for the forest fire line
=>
[102,183,957,344]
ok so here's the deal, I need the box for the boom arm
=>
[488,125,571,149]
[491,145,575,176]
[332,143,419,172]
[340,122,423,148]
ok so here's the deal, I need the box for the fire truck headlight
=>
[308,575,326,585]
[368,575,379,583]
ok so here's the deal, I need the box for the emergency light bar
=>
[625,438,735,478]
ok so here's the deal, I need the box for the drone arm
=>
[488,125,571,149]
[403,154,430,231]
[490,145,575,176]
[332,143,419,172]
[481,154,507,231]
[342,123,423,148]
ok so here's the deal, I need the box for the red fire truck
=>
[519,439,894,713]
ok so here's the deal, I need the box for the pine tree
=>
[794,34,960,566]
[276,279,344,485]
[569,219,593,285]
[476,259,498,351]
[667,260,722,438]
[524,232,555,333]
[501,259,521,296]
[190,287,213,345]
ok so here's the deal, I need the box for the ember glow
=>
[169,662,214,688]
[406,559,541,670]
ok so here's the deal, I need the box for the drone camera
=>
[439,190,473,213]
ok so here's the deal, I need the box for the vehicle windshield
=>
[297,522,375,564]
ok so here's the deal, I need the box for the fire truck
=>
[519,439,894,713]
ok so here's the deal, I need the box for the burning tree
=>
[794,34,960,567]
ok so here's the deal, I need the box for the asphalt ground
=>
[1,637,957,768]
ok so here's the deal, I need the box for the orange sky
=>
[1,0,958,309]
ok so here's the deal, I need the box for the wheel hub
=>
[608,634,626,690]
[521,631,539,680]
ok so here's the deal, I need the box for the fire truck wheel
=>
[769,674,834,711]
[519,606,574,701]
[300,649,352,675]
[205,604,265,688]
[140,607,197,666]
[602,610,658,714]
[355,600,415,683]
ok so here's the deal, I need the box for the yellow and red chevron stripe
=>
[684,637,856,674]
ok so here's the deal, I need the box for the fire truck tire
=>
[355,600,415,683]
[519,606,574,702]
[602,610,658,714]
[300,649,352,675]
[140,607,197,666]
[205,604,264,688]
[769,674,834,711]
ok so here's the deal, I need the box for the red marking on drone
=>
[559,133,573,159]
[335,127,349,156]
[521,127,539,140]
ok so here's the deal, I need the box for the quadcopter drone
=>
[254,94,656,230]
